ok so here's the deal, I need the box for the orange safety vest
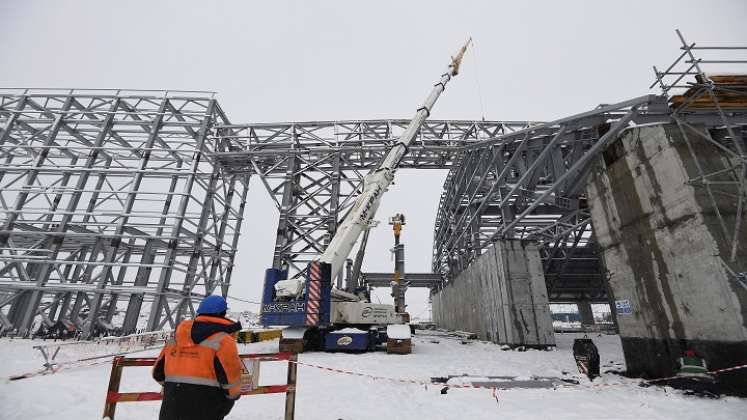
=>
[154,316,243,399]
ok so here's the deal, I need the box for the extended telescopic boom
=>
[319,38,472,282]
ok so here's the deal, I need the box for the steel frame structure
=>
[432,95,667,300]
[213,120,532,279]
[1,33,742,335]
[0,89,249,336]
[433,33,747,300]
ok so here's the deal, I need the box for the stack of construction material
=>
[670,75,747,109]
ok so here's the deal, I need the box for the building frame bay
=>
[0,89,249,336]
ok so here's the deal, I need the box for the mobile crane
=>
[261,39,471,352]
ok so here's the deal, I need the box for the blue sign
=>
[615,299,633,315]
[260,264,333,328]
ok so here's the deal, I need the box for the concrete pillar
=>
[587,123,747,390]
[431,239,555,347]
[577,301,595,326]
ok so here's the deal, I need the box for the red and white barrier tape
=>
[641,362,747,384]
[289,359,747,398]
[289,360,499,404]
[709,364,747,375]
[7,357,113,381]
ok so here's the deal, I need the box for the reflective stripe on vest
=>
[221,380,241,390]
[165,375,221,388]
[198,332,227,351]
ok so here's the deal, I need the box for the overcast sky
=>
[1,1,745,318]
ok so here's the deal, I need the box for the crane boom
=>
[319,38,472,282]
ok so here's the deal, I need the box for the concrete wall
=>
[431,240,555,347]
[587,123,747,390]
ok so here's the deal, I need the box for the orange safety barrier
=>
[102,352,298,420]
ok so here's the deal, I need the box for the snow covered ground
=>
[1,332,745,420]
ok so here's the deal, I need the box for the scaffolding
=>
[0,89,249,336]
[652,30,747,270]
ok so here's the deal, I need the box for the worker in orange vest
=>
[153,295,243,420]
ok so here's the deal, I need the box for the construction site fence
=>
[103,352,298,420]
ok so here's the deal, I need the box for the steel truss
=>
[432,95,665,300]
[433,34,747,300]
[213,120,532,279]
[0,89,249,336]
